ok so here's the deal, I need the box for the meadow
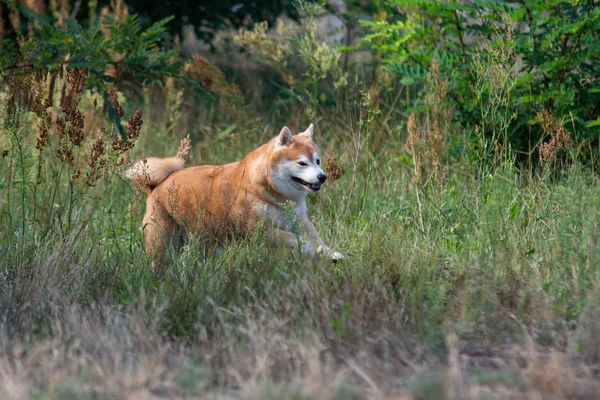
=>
[1,1,600,399]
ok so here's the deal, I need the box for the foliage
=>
[0,9,182,86]
[2,93,600,395]
[361,0,600,162]
[1,1,600,398]
[234,1,349,121]
[122,0,299,43]
[0,0,299,43]
[0,6,214,136]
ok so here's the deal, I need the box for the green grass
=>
[1,25,600,395]
[1,100,600,398]
[1,0,599,395]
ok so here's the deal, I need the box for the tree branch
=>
[452,10,475,87]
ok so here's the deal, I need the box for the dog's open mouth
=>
[292,176,321,191]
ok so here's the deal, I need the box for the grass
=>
[1,28,600,400]
[2,109,600,398]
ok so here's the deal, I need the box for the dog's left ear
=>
[298,123,314,139]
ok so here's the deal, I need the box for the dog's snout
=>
[318,173,327,183]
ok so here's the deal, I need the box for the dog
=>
[126,124,343,269]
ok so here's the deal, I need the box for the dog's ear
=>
[298,123,314,139]
[275,126,293,149]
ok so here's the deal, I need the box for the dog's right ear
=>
[275,126,293,149]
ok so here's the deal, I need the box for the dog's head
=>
[269,124,327,201]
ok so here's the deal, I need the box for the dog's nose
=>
[318,173,327,183]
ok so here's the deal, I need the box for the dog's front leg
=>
[265,227,316,256]
[301,219,343,261]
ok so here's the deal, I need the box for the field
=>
[1,2,600,399]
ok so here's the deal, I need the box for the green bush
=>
[0,9,192,136]
[0,12,182,86]
[362,0,600,163]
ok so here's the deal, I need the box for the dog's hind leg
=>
[143,198,178,272]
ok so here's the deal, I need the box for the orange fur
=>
[127,125,343,270]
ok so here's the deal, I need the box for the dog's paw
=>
[331,251,344,261]
[317,245,343,262]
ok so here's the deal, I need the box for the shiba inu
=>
[126,124,343,269]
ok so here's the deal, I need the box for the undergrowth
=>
[0,4,599,399]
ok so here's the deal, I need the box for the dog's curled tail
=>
[125,135,191,194]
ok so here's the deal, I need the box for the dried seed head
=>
[108,86,124,118]
[120,154,131,167]
[56,116,66,140]
[405,113,418,155]
[167,180,180,214]
[35,114,51,150]
[89,137,105,164]
[176,135,191,161]
[325,156,344,182]
[69,109,85,146]
[60,96,84,146]
[66,67,87,95]
[126,107,143,140]
[538,110,572,167]
[57,70,86,148]
[30,81,46,115]
[111,135,134,154]
[111,108,141,155]
[57,147,73,163]
[186,54,244,117]
[86,136,107,186]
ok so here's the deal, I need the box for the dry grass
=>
[1,302,599,399]
[1,9,600,399]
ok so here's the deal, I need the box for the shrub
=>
[361,0,600,165]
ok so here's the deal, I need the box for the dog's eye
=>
[297,161,308,166]
[316,159,321,165]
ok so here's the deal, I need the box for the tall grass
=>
[1,16,600,400]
